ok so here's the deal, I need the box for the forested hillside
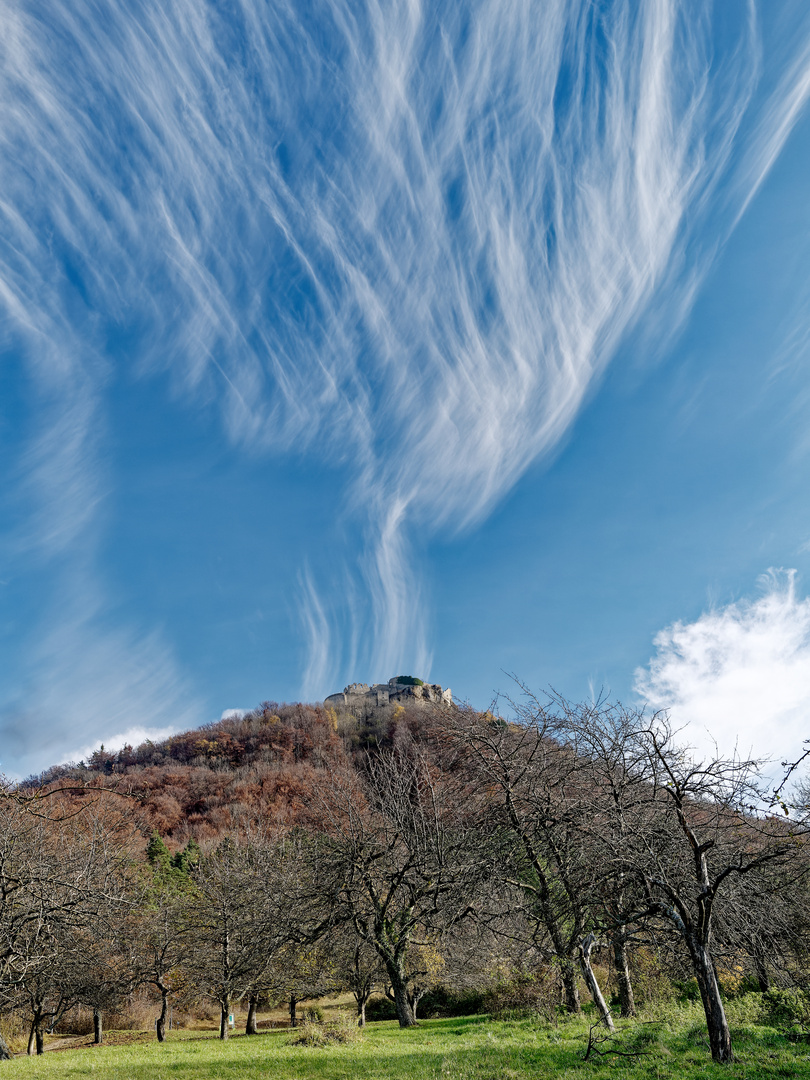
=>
[22,698,434,841]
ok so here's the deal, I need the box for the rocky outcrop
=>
[325,676,452,710]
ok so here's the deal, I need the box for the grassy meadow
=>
[4,1005,810,1080]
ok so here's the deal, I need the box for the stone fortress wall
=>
[324,676,452,710]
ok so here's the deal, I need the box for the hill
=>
[22,681,454,843]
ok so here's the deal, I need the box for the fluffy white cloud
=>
[635,570,810,769]
[220,709,247,721]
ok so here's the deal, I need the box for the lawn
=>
[3,1011,810,1079]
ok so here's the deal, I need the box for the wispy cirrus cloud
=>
[732,36,810,226]
[1,0,809,723]
[634,570,810,768]
[0,586,199,780]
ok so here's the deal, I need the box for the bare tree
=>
[445,690,810,1062]
[313,744,486,1027]
[183,833,312,1039]
[443,702,615,1027]
[330,933,386,1026]
[588,712,810,1064]
[0,799,136,1055]
[182,838,268,1039]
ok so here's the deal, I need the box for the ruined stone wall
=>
[324,678,452,710]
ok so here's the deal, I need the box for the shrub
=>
[55,1007,95,1036]
[716,961,746,999]
[760,988,810,1036]
[288,1014,362,1046]
[0,1011,29,1055]
[673,977,701,1003]
[481,969,559,1022]
[365,997,398,1022]
[621,947,676,1008]
[416,986,486,1018]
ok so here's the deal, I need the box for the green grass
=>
[4,1013,810,1079]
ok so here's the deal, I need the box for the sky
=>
[2,0,810,779]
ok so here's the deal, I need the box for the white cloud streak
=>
[733,37,810,226]
[299,566,333,702]
[634,570,810,769]
[0,0,809,714]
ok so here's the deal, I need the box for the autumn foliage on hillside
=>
[22,700,434,842]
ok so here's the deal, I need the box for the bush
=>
[365,997,398,1022]
[716,962,747,999]
[0,1011,29,1055]
[55,1007,95,1036]
[288,1014,362,1046]
[725,992,767,1026]
[622,948,676,1008]
[673,978,701,1003]
[760,989,810,1036]
[416,986,486,1018]
[481,969,559,1022]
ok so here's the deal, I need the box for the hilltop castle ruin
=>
[324,676,452,710]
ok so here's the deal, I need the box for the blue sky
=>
[2,0,810,778]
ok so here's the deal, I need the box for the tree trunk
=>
[560,957,581,1014]
[408,988,426,1022]
[386,960,417,1027]
[93,1008,103,1045]
[357,997,366,1027]
[289,994,297,1028]
[246,995,258,1035]
[156,988,168,1042]
[219,997,230,1040]
[579,934,615,1033]
[0,1032,12,1060]
[27,1024,36,1056]
[754,953,770,993]
[690,939,733,1064]
[35,1023,44,1055]
[612,934,636,1017]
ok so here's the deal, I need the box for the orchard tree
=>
[444,701,616,1028]
[314,744,487,1027]
[136,835,200,1041]
[615,718,809,1064]
[183,837,269,1039]
[535,697,810,1065]
[0,796,136,1055]
[184,833,313,1039]
[327,931,386,1026]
